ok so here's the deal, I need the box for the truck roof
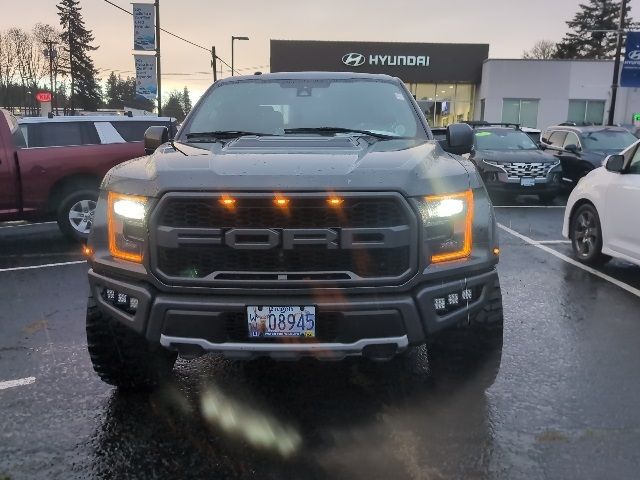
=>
[218,71,399,83]
[18,115,175,124]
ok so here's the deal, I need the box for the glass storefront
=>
[406,83,476,127]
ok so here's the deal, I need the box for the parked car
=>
[540,125,637,188]
[521,127,541,144]
[469,124,562,202]
[0,111,176,240]
[563,140,640,267]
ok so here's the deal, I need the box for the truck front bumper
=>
[88,268,499,360]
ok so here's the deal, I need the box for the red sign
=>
[35,92,52,103]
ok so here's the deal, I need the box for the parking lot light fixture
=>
[231,36,250,76]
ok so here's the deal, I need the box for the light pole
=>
[231,36,249,76]
[608,0,628,126]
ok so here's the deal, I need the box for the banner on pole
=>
[621,32,640,88]
[133,3,156,51]
[134,55,157,100]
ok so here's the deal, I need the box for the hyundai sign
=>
[621,32,640,88]
[271,40,488,83]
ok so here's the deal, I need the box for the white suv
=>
[563,140,640,266]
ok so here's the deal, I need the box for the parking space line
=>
[0,376,36,391]
[498,223,640,299]
[0,221,56,229]
[536,240,571,245]
[494,205,566,209]
[0,260,86,273]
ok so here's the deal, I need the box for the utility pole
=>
[608,0,628,126]
[44,41,57,112]
[211,46,218,82]
[155,0,162,116]
[69,23,74,115]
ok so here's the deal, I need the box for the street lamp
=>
[231,36,249,76]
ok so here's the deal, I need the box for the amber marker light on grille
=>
[219,196,236,208]
[426,190,474,264]
[107,191,146,263]
[82,245,93,257]
[274,196,289,207]
[493,247,500,256]
[327,197,344,207]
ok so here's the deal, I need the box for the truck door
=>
[0,110,21,216]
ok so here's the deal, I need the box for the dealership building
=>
[270,40,640,129]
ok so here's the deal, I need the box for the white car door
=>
[604,145,640,261]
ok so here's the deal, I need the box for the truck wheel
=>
[86,294,177,391]
[56,189,98,242]
[570,203,611,267]
[400,279,504,389]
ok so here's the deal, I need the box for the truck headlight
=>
[416,190,474,263]
[107,192,148,263]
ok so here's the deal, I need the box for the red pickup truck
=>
[0,110,175,240]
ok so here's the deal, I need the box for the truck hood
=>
[103,136,475,198]
[474,148,558,163]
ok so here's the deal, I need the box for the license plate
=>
[521,178,535,186]
[246,306,316,338]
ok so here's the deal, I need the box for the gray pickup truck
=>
[85,72,503,390]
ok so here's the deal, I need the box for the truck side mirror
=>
[443,123,474,155]
[604,154,625,173]
[144,126,169,155]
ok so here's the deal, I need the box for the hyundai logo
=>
[342,53,366,67]
[628,50,640,60]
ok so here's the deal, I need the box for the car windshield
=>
[474,129,538,150]
[580,130,637,151]
[181,79,423,139]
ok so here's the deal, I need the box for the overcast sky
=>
[2,0,640,100]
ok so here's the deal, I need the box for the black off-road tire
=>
[56,189,99,242]
[570,203,612,267]
[86,294,177,391]
[399,279,504,389]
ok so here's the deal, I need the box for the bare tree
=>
[0,30,20,103]
[522,40,557,60]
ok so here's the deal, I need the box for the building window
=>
[568,100,605,125]
[407,82,475,126]
[502,99,539,128]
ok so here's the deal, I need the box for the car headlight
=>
[107,192,148,262]
[416,190,474,263]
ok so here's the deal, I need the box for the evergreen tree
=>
[162,90,186,121]
[57,0,102,111]
[555,0,637,59]
[105,71,119,108]
[181,86,192,115]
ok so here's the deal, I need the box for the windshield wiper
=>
[185,130,276,140]
[284,127,403,139]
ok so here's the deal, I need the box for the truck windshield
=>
[182,79,424,139]
[580,130,637,151]
[474,129,538,150]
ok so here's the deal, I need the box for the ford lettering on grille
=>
[150,193,417,285]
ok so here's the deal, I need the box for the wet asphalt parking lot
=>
[1,196,640,480]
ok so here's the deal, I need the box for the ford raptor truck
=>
[85,72,503,390]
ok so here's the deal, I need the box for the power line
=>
[102,0,233,71]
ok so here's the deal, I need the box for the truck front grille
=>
[150,193,416,286]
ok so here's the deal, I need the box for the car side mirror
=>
[144,126,169,155]
[605,154,625,173]
[564,144,579,154]
[443,123,474,155]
